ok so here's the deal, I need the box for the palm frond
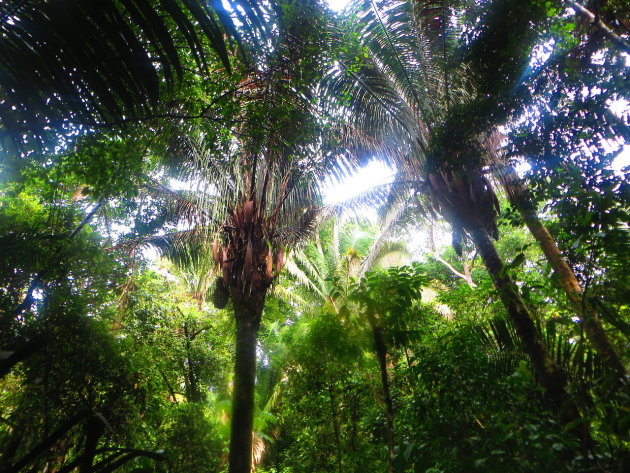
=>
[271,284,312,311]
[284,258,327,300]
[356,0,443,120]
[326,0,493,253]
[324,57,424,160]
[275,207,324,248]
[477,314,604,385]
[360,200,406,274]
[290,247,329,294]
[142,178,217,229]
[0,0,269,148]
[114,229,210,268]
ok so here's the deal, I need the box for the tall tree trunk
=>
[505,176,626,379]
[229,290,265,473]
[469,226,586,431]
[366,310,395,473]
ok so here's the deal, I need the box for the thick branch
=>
[568,1,630,54]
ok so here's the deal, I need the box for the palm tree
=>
[324,0,592,431]
[458,0,628,381]
[136,133,325,473]
[451,0,628,380]
[138,134,326,472]
[286,217,408,309]
[425,168,581,422]
[1,1,332,469]
[121,4,332,470]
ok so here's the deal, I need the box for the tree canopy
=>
[0,1,628,472]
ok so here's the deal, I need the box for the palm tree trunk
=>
[469,226,583,425]
[229,290,266,473]
[506,178,626,379]
[366,310,395,473]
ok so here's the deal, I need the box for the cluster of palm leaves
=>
[0,0,274,150]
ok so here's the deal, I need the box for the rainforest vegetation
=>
[0,0,628,472]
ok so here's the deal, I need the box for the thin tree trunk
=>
[403,349,419,398]
[469,226,586,431]
[429,223,475,287]
[366,310,395,473]
[13,198,104,317]
[349,391,359,456]
[506,177,626,379]
[326,382,343,473]
[55,449,165,473]
[159,370,179,404]
[568,0,630,54]
[463,260,473,286]
[229,290,265,473]
[183,320,202,403]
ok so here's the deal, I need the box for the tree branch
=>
[429,223,476,287]
[13,198,104,317]
[568,1,630,54]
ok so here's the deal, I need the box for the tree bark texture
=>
[228,290,265,473]
[507,178,627,379]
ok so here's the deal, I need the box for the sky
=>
[612,147,630,170]
[327,0,351,12]
[323,160,394,205]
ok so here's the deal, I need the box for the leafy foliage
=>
[0,1,628,473]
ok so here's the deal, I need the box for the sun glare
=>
[323,160,395,206]
[327,0,351,12]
